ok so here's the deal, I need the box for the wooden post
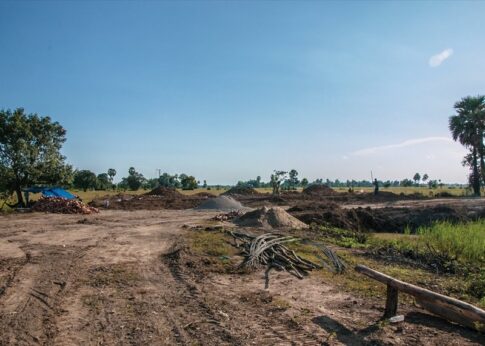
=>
[384,284,398,318]
[355,265,485,331]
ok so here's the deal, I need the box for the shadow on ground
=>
[312,312,485,345]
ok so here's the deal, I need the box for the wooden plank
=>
[355,265,485,331]
[384,284,398,318]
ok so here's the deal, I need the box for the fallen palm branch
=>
[229,231,345,286]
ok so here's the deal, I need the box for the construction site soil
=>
[235,206,309,230]
[88,190,485,233]
[288,202,485,232]
[0,210,482,345]
[222,186,260,196]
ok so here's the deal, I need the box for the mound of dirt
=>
[144,187,184,198]
[235,206,309,230]
[33,197,99,214]
[223,186,260,196]
[196,196,246,211]
[288,202,481,233]
[302,184,338,196]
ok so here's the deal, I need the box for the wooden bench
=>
[355,265,485,331]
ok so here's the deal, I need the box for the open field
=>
[1,187,484,345]
[1,208,484,345]
[1,186,471,210]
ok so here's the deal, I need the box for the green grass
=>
[416,221,485,264]
[370,221,485,266]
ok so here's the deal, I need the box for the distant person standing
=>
[373,179,379,195]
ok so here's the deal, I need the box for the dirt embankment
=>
[288,201,485,233]
[90,187,208,210]
[223,186,260,196]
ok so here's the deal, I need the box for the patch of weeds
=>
[286,241,322,264]
[189,229,237,257]
[187,229,239,273]
[314,226,368,248]
[467,272,485,302]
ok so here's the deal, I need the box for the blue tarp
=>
[23,187,76,200]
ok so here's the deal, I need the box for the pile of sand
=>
[144,187,184,198]
[302,184,337,196]
[196,195,246,211]
[223,186,260,196]
[235,206,309,230]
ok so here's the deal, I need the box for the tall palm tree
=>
[449,95,485,196]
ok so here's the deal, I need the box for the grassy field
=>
[370,221,485,265]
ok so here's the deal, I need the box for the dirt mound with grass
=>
[223,186,260,196]
[302,184,338,196]
[145,187,184,198]
[196,196,246,211]
[235,206,309,230]
[288,202,483,233]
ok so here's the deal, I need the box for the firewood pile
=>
[33,197,99,214]
[212,210,244,221]
[230,231,345,283]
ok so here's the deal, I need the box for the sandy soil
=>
[0,210,483,345]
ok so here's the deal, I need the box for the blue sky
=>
[1,1,484,184]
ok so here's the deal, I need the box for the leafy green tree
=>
[125,167,145,191]
[270,170,287,195]
[0,108,73,205]
[413,173,421,186]
[449,95,485,196]
[180,174,197,190]
[107,168,116,183]
[400,178,413,187]
[203,180,207,188]
[288,169,299,190]
[158,173,180,188]
[422,173,429,183]
[301,178,309,188]
[96,173,110,190]
[143,178,159,190]
[73,170,97,191]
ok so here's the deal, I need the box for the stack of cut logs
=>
[230,231,345,281]
[33,197,99,214]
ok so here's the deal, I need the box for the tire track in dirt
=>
[0,230,114,345]
[161,248,241,344]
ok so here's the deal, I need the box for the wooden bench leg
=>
[384,284,398,318]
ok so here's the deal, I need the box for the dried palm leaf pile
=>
[33,197,99,214]
[229,231,345,286]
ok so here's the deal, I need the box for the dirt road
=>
[0,210,482,345]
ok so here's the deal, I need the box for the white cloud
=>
[351,137,453,156]
[429,48,453,67]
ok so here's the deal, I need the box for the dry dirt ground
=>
[0,209,483,345]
